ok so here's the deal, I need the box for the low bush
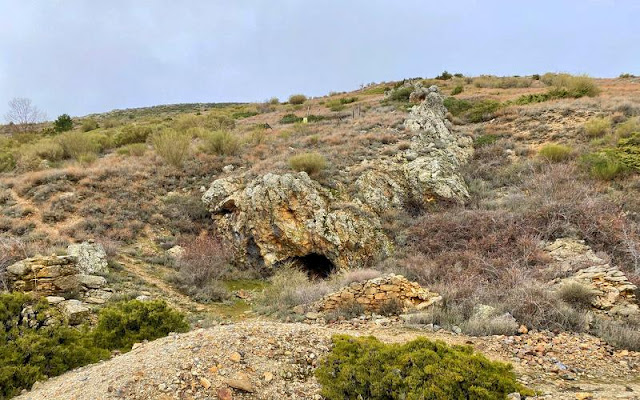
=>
[172,234,234,302]
[81,118,99,132]
[316,335,531,400]
[474,134,499,148]
[473,75,533,89]
[541,73,600,97]
[116,143,147,156]
[593,317,640,351]
[113,125,153,146]
[204,114,235,131]
[0,293,109,399]
[92,299,189,351]
[388,87,413,102]
[580,152,628,180]
[584,117,611,138]
[466,100,502,123]
[556,282,596,309]
[435,70,453,80]
[443,97,472,116]
[289,152,327,175]
[326,300,365,321]
[450,85,463,95]
[288,94,307,105]
[152,129,190,167]
[199,130,241,156]
[377,298,403,316]
[279,113,303,124]
[58,131,102,161]
[256,266,328,316]
[615,117,640,138]
[538,143,573,162]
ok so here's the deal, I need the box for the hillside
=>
[2,73,640,399]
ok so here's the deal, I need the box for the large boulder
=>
[204,172,392,271]
[6,255,81,294]
[67,241,108,275]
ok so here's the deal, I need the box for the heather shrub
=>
[466,100,501,123]
[200,130,242,156]
[377,298,403,316]
[593,317,640,351]
[474,134,499,148]
[556,282,596,309]
[326,300,365,321]
[256,266,320,316]
[388,87,413,102]
[584,117,611,138]
[316,335,532,400]
[289,152,327,175]
[279,113,303,124]
[288,94,307,105]
[152,129,190,167]
[538,143,573,162]
[172,234,233,302]
[203,114,235,131]
[92,299,189,351]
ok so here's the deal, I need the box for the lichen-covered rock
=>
[67,241,108,275]
[204,172,391,270]
[315,274,441,312]
[59,299,90,325]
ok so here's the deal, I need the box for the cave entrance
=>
[293,253,336,279]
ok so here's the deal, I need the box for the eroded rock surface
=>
[203,86,472,270]
[67,241,109,275]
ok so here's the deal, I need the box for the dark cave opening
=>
[293,253,336,279]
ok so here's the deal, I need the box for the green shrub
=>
[473,75,532,89]
[289,94,307,105]
[435,70,453,80]
[92,300,189,352]
[316,335,531,400]
[538,143,573,162]
[117,142,147,156]
[279,113,303,124]
[204,114,235,131]
[581,152,628,180]
[541,73,600,97]
[0,292,109,399]
[443,97,472,116]
[474,134,499,148]
[466,100,501,123]
[584,117,611,138]
[81,118,99,132]
[289,152,327,175]
[53,114,73,132]
[22,138,65,162]
[152,129,190,167]
[232,110,259,119]
[0,151,15,172]
[200,130,241,156]
[615,117,640,138]
[58,131,102,161]
[450,85,463,95]
[114,125,153,146]
[388,87,413,102]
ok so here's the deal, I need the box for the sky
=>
[1,0,639,119]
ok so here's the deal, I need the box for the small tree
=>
[54,114,73,132]
[4,97,46,132]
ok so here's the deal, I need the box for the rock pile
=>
[6,241,113,323]
[315,274,441,312]
[203,86,472,271]
[546,238,639,317]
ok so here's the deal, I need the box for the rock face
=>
[203,86,472,271]
[315,274,442,312]
[203,172,392,271]
[547,238,639,317]
[67,241,109,275]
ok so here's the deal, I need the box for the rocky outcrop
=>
[6,253,111,301]
[203,172,392,271]
[203,86,471,271]
[546,238,639,317]
[315,274,441,312]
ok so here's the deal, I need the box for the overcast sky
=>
[1,0,638,119]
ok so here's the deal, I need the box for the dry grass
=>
[152,129,190,167]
